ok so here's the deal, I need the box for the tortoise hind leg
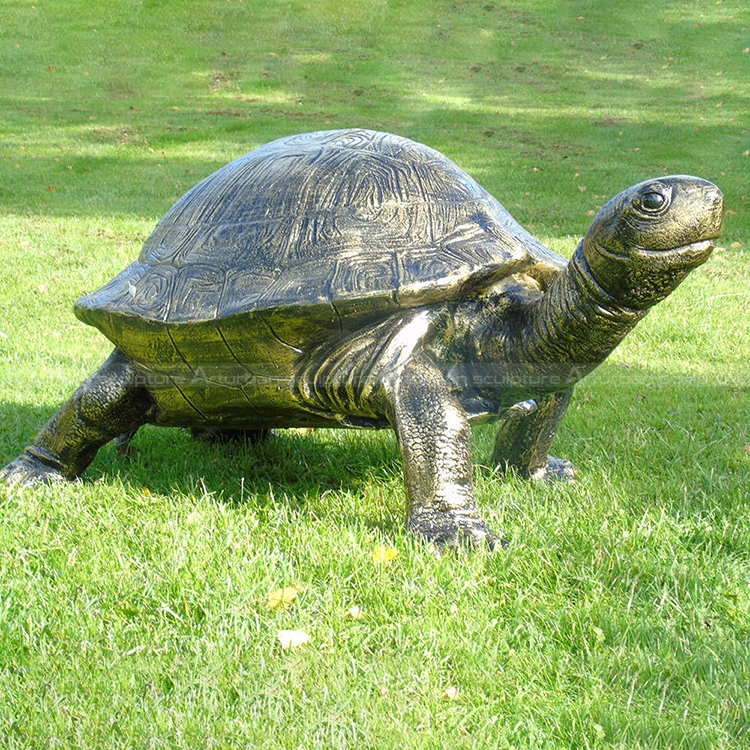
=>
[491,389,576,481]
[0,348,156,487]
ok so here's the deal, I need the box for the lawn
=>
[1,1,749,747]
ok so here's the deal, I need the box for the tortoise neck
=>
[519,243,646,365]
[475,243,648,395]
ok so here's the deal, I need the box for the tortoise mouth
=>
[637,238,716,267]
[639,238,714,255]
[597,237,715,263]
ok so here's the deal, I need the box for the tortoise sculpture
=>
[0,129,723,548]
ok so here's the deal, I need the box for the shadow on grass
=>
[121,424,410,535]
[0,400,406,530]
[136,425,401,496]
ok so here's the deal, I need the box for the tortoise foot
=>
[529,456,577,483]
[0,451,67,488]
[408,507,508,551]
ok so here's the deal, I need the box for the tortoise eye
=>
[639,191,666,211]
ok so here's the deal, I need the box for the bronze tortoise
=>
[0,129,724,548]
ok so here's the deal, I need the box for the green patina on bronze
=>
[0,129,723,548]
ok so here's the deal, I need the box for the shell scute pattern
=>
[75,130,562,352]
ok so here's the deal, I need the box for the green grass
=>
[1,0,749,747]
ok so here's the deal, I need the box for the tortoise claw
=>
[408,508,508,551]
[529,456,577,483]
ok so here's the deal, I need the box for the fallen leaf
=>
[345,605,364,620]
[372,545,398,565]
[277,629,310,650]
[443,686,460,700]
[268,584,303,609]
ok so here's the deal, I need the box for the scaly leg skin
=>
[0,348,156,487]
[383,353,505,551]
[491,389,576,482]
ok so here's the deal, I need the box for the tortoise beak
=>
[699,183,724,239]
[660,182,724,266]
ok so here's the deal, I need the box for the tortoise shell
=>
[74,129,564,376]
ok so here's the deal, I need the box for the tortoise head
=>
[581,175,723,309]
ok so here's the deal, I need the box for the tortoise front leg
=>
[491,389,576,481]
[382,353,503,550]
[0,348,156,487]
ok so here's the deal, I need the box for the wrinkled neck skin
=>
[476,242,648,399]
